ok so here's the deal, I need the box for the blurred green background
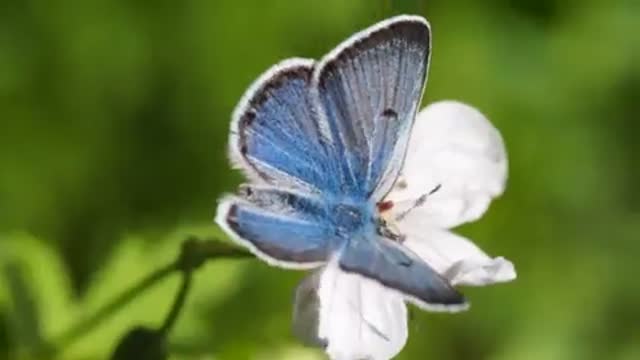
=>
[1,0,639,359]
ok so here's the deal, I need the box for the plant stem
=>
[159,269,193,335]
[52,237,253,355]
[54,262,177,350]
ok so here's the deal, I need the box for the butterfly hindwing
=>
[216,186,334,268]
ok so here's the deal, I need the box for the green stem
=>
[54,262,177,350]
[159,269,193,335]
[156,238,252,335]
[200,240,255,261]
[52,237,253,355]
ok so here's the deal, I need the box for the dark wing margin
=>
[312,15,431,200]
[229,58,336,193]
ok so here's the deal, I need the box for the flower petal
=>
[292,270,326,348]
[387,100,508,229]
[402,228,516,286]
[293,263,408,360]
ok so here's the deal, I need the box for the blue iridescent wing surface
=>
[313,16,463,309]
[219,16,439,290]
[228,17,429,199]
[222,58,342,267]
[229,59,336,194]
[339,235,467,310]
[313,16,430,199]
[217,186,334,268]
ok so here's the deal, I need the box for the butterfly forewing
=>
[229,17,430,201]
[230,59,335,193]
[313,16,430,200]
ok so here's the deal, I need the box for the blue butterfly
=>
[216,15,466,310]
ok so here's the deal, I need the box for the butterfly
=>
[216,15,467,311]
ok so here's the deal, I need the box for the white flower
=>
[293,100,516,360]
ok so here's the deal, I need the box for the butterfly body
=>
[330,201,372,238]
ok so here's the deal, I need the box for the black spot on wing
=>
[237,184,253,198]
[382,108,398,119]
[243,110,256,126]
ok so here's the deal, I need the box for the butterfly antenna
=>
[395,184,441,221]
